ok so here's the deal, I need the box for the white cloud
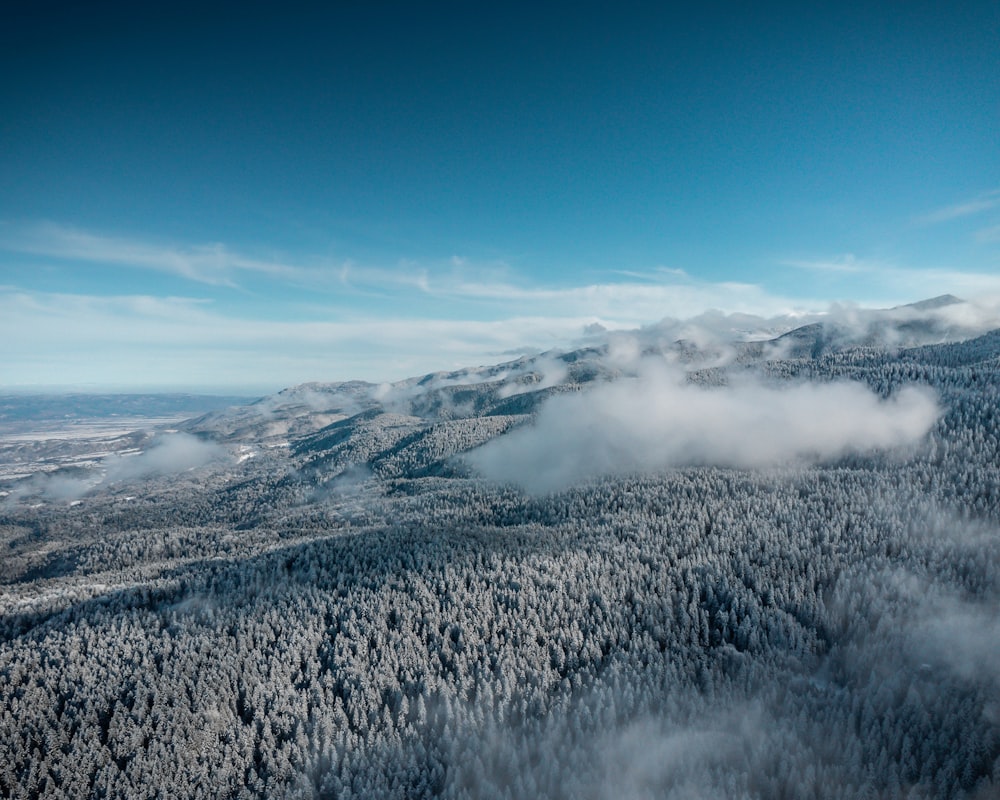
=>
[3,280,1000,393]
[0,221,507,297]
[976,223,1000,243]
[467,363,941,493]
[781,253,1000,305]
[0,288,612,390]
[5,433,227,505]
[918,189,1000,224]
[7,471,101,504]
[918,595,1000,687]
[865,561,1000,692]
[4,218,1000,392]
[782,254,871,273]
[3,220,832,316]
[0,222,308,286]
[104,433,226,481]
[439,277,812,322]
[495,354,569,398]
[879,267,1000,298]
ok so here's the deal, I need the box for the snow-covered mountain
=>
[168,295,1000,487]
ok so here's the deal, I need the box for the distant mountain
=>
[184,296,997,439]
[175,296,1000,484]
[183,381,376,441]
[0,393,252,426]
[181,350,616,444]
[898,293,963,311]
[739,294,980,360]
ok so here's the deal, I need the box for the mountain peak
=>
[898,294,964,311]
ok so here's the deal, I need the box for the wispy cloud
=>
[781,254,872,274]
[975,223,1000,243]
[781,252,1000,302]
[0,287,613,390]
[6,433,227,504]
[17,221,992,325]
[0,221,308,287]
[5,221,1000,391]
[870,266,1000,298]
[0,222,486,300]
[104,433,226,481]
[917,189,1000,225]
[2,221,835,322]
[436,277,814,323]
[4,269,1000,392]
[0,275,848,392]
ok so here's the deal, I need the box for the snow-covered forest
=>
[1,308,999,799]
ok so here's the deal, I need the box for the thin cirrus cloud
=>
[1,222,469,296]
[916,189,1000,225]
[0,221,307,286]
[6,221,1000,313]
[0,221,809,316]
[2,275,1000,392]
[440,278,816,321]
[781,254,872,273]
[0,287,619,390]
[975,223,1000,243]
[782,253,1000,299]
[4,221,1000,391]
[0,270,838,392]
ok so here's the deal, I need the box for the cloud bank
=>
[468,366,940,492]
[4,220,1000,392]
[104,433,225,481]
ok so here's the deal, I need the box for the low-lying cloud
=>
[5,471,101,504]
[468,366,940,492]
[4,433,228,506]
[104,433,226,482]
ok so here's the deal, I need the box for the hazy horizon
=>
[1,290,996,397]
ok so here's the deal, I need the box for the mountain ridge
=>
[184,295,996,443]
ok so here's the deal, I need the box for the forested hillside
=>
[1,324,998,799]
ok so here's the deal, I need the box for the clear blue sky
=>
[2,1,999,392]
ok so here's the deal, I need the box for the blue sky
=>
[2,1,999,392]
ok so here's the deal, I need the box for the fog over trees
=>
[1,309,999,798]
